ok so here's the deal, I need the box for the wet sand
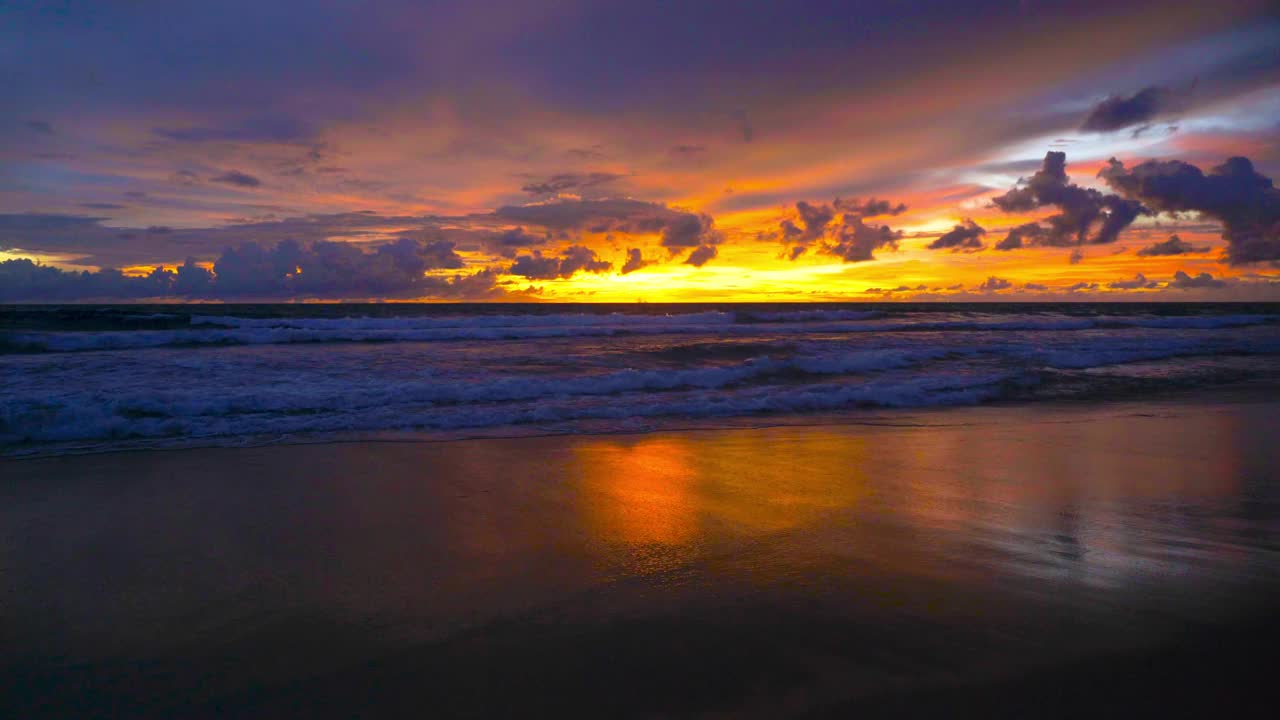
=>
[2,398,1278,718]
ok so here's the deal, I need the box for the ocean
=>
[4,302,1279,456]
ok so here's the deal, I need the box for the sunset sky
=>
[2,0,1278,301]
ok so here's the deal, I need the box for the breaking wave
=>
[3,302,1278,455]
[2,310,1273,354]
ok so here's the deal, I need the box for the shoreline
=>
[7,377,1280,461]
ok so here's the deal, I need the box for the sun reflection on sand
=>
[573,438,700,547]
[570,431,870,574]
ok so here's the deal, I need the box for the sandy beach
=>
[3,396,1278,718]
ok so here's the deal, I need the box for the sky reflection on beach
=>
[565,409,1268,599]
[1,401,1277,716]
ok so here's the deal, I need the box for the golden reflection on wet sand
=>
[1,401,1277,717]
[571,432,869,578]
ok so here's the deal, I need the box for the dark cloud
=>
[994,222,1046,250]
[992,151,1147,247]
[1023,282,1047,291]
[0,212,104,235]
[0,210,476,272]
[660,212,721,250]
[0,238,489,301]
[1069,248,1084,264]
[827,216,902,262]
[79,202,127,210]
[833,197,907,217]
[520,172,626,196]
[927,219,986,250]
[781,201,835,244]
[485,227,549,258]
[508,245,611,279]
[0,260,174,301]
[494,199,720,249]
[1169,269,1226,289]
[1136,234,1209,257]
[1101,155,1280,265]
[620,248,651,274]
[775,198,906,262]
[1081,86,1176,132]
[213,237,464,296]
[5,206,695,271]
[1109,272,1160,290]
[683,244,718,267]
[210,170,263,188]
[978,276,1012,292]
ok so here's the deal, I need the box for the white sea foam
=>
[0,368,1017,448]
[3,307,1277,455]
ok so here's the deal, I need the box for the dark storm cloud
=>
[0,260,178,301]
[520,172,626,196]
[0,201,720,274]
[212,237,465,296]
[927,219,986,250]
[508,245,611,279]
[211,170,263,188]
[780,201,835,244]
[994,222,1047,251]
[1081,86,1176,132]
[497,197,728,267]
[0,213,105,234]
[620,248,651,274]
[978,276,1013,292]
[1100,155,1280,264]
[0,211,449,269]
[774,198,907,262]
[484,227,549,258]
[1168,269,1226,289]
[826,216,902,263]
[1136,234,1210,257]
[0,238,492,301]
[683,244,718,267]
[992,151,1147,247]
[493,199,720,249]
[833,198,907,217]
[659,212,720,250]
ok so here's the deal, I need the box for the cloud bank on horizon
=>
[1,0,1278,301]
